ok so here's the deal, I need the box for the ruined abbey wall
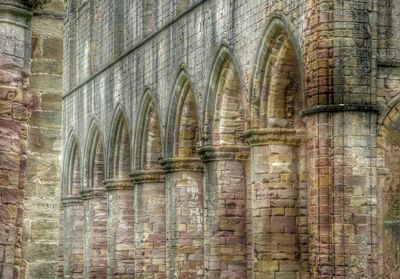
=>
[2,0,400,278]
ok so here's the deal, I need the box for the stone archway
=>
[378,104,400,278]
[105,108,134,278]
[61,133,84,279]
[245,16,308,279]
[162,72,204,278]
[81,121,107,278]
[200,46,248,279]
[131,92,166,279]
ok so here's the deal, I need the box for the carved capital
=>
[80,188,106,200]
[198,145,249,162]
[104,178,133,191]
[130,170,165,184]
[61,195,82,207]
[160,158,204,173]
[243,128,306,147]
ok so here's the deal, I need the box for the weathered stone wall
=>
[0,0,64,278]
[59,0,400,278]
[23,1,64,278]
[0,2,33,277]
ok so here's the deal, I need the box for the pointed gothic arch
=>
[108,105,131,178]
[63,131,82,196]
[165,69,201,158]
[204,45,248,147]
[251,15,305,129]
[83,118,106,189]
[61,130,84,278]
[246,14,308,278]
[81,118,108,278]
[134,90,163,170]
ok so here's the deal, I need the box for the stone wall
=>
[0,0,64,278]
[58,0,400,278]
[23,1,64,278]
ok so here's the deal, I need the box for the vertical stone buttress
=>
[199,146,248,279]
[244,128,308,279]
[131,170,166,279]
[0,1,33,277]
[304,0,379,277]
[104,178,135,278]
[81,188,107,278]
[61,144,84,279]
[162,158,204,278]
[61,196,83,279]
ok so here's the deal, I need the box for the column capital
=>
[198,145,249,162]
[104,178,133,191]
[80,188,106,200]
[243,128,306,147]
[130,170,165,184]
[300,104,379,117]
[160,158,203,173]
[61,195,82,207]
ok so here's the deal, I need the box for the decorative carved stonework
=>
[80,188,106,200]
[61,195,83,207]
[243,128,306,147]
[130,170,165,184]
[104,178,133,191]
[198,145,249,162]
[160,158,204,173]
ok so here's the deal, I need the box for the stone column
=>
[131,170,166,279]
[244,128,308,279]
[61,196,84,279]
[80,188,107,278]
[104,178,135,278]
[161,158,204,278]
[305,108,379,278]
[198,146,248,279]
[0,1,32,277]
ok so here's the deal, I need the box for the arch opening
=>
[175,83,200,158]
[143,101,163,170]
[111,115,130,178]
[212,57,245,146]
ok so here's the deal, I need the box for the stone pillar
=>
[61,196,84,279]
[104,178,135,278]
[244,128,308,279]
[305,108,379,278]
[131,170,166,279]
[198,146,248,279]
[81,188,107,278]
[161,158,204,278]
[0,2,32,277]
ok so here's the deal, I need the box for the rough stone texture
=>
[58,0,390,278]
[4,0,400,278]
[23,1,64,278]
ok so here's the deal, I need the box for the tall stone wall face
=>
[0,1,64,278]
[23,1,64,278]
[0,3,32,277]
[59,0,398,278]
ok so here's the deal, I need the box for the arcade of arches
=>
[2,0,400,278]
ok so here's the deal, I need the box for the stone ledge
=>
[103,178,133,191]
[60,195,82,207]
[79,188,106,200]
[301,104,380,117]
[198,145,249,162]
[130,170,165,184]
[160,158,203,173]
[244,128,306,146]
